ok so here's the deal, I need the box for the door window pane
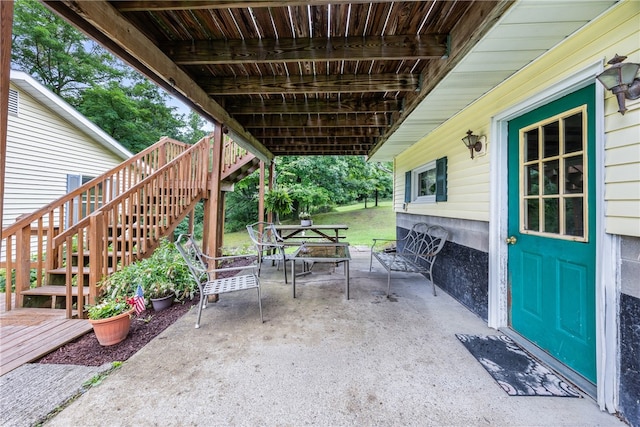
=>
[564,113,583,154]
[543,122,560,157]
[525,129,539,162]
[526,165,539,195]
[565,197,584,236]
[565,155,583,194]
[543,160,559,195]
[526,199,539,231]
[544,198,560,233]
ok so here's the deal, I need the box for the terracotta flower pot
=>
[89,309,134,346]
[151,295,173,312]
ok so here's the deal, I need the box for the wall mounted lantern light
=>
[461,130,486,159]
[596,54,640,115]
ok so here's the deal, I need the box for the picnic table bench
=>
[274,224,348,243]
[369,223,448,297]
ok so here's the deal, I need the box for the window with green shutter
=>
[407,157,447,203]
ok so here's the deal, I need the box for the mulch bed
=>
[38,298,199,366]
[38,255,256,366]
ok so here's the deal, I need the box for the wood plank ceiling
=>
[42,1,514,159]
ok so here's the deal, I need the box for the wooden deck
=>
[0,302,92,376]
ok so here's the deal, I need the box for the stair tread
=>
[72,250,138,257]
[21,285,90,296]
[47,267,114,275]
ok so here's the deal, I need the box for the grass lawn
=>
[222,200,396,251]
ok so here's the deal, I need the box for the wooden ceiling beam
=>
[168,35,448,65]
[261,137,376,146]
[227,99,402,115]
[243,114,389,128]
[270,146,370,156]
[250,127,382,138]
[202,74,418,95]
[114,1,411,12]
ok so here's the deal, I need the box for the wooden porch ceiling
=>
[42,1,514,159]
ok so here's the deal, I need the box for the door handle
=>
[505,236,517,245]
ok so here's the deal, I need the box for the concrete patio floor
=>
[45,247,625,426]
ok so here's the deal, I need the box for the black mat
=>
[456,334,582,397]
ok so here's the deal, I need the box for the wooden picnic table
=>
[274,224,348,243]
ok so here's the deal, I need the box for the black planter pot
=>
[150,295,173,312]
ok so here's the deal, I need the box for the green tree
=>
[11,0,124,100]
[225,172,260,232]
[270,156,393,213]
[183,111,210,144]
[76,77,185,153]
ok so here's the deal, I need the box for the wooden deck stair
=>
[1,133,262,374]
[21,286,91,308]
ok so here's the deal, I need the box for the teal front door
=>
[507,84,596,383]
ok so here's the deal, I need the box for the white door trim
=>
[488,60,617,411]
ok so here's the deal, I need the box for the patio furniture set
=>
[176,222,448,328]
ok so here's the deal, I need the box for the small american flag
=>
[133,284,146,315]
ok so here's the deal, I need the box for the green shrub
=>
[98,238,197,306]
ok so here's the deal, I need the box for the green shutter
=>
[404,171,412,203]
[436,157,447,202]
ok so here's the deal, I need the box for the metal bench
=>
[176,234,263,328]
[369,223,448,296]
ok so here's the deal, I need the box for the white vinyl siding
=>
[394,1,640,236]
[3,82,126,229]
[603,107,640,236]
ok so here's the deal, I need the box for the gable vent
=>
[8,89,18,116]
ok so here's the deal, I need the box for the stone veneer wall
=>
[396,213,489,321]
[619,236,640,427]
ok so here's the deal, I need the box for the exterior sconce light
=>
[461,130,486,159]
[596,54,640,115]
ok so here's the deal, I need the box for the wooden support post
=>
[201,136,212,252]
[259,161,266,224]
[204,125,224,258]
[188,209,195,235]
[15,225,31,308]
[215,192,225,257]
[88,213,104,306]
[267,162,275,224]
[0,1,14,257]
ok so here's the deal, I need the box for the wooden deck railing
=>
[0,136,195,314]
[51,137,210,317]
[222,135,248,174]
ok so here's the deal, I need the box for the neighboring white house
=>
[370,1,639,424]
[3,69,132,230]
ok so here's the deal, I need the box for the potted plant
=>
[264,188,293,223]
[299,211,312,226]
[148,281,175,312]
[87,296,135,346]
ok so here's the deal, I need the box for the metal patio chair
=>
[246,221,293,283]
[175,234,263,328]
